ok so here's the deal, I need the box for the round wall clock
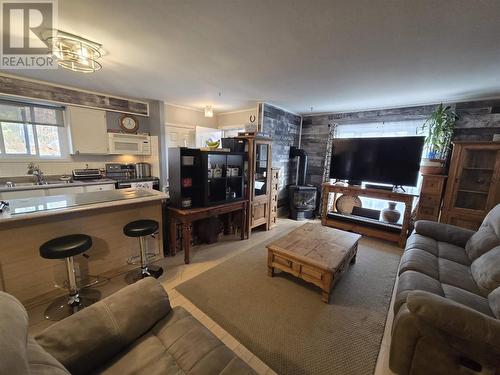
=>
[119,115,139,133]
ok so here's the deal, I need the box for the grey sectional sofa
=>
[0,278,256,375]
[390,204,500,375]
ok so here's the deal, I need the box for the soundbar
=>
[365,184,393,191]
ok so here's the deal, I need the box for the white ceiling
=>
[4,0,500,114]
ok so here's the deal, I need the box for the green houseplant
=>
[420,104,458,174]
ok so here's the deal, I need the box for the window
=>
[334,120,426,218]
[0,100,66,158]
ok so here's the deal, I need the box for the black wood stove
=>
[288,146,317,220]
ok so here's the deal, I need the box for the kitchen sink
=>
[0,180,73,189]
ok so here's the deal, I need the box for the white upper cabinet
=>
[67,106,108,155]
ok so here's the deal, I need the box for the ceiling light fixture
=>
[45,30,102,73]
[204,105,214,118]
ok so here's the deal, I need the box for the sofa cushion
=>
[394,270,444,313]
[441,284,493,317]
[27,337,69,375]
[399,248,439,278]
[488,287,500,319]
[405,233,439,256]
[465,212,500,261]
[437,242,471,265]
[414,220,475,248]
[0,292,69,375]
[97,306,254,375]
[0,292,31,375]
[438,258,482,295]
[471,246,500,295]
[36,277,171,375]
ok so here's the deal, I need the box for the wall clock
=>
[120,115,139,133]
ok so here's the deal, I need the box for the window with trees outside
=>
[0,100,66,158]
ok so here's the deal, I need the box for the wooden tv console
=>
[320,183,417,247]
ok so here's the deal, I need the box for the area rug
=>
[176,235,401,375]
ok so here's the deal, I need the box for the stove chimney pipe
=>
[289,146,308,186]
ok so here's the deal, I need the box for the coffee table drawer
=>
[301,265,324,281]
[273,254,293,269]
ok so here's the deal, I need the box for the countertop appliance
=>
[135,162,151,178]
[72,169,102,180]
[105,163,159,190]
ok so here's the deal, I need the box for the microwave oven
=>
[108,133,151,155]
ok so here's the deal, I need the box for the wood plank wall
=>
[301,99,500,195]
[0,75,149,116]
[259,103,302,207]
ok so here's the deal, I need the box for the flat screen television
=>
[329,136,425,186]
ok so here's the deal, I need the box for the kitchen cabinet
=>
[84,184,115,192]
[47,186,85,195]
[441,141,500,230]
[67,106,108,155]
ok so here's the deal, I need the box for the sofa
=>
[390,204,500,375]
[0,277,256,375]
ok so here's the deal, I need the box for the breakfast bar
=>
[0,188,167,307]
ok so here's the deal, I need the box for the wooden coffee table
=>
[267,223,361,303]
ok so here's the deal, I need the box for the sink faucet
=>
[27,162,46,185]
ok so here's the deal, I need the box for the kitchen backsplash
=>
[0,155,144,177]
[0,136,160,178]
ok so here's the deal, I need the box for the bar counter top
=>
[0,188,167,223]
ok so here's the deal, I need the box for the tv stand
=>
[321,183,417,247]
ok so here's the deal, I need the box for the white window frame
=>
[333,119,426,217]
[0,101,69,161]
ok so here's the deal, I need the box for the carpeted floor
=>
[176,234,401,375]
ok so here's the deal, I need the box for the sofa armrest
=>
[406,291,500,351]
[35,278,171,375]
[414,220,475,247]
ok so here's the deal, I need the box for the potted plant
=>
[420,103,458,174]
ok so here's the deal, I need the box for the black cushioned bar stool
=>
[39,234,96,321]
[124,219,163,279]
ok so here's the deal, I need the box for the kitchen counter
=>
[0,178,116,192]
[0,188,167,306]
[0,188,166,223]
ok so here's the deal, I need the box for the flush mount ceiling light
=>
[45,30,102,73]
[204,105,214,118]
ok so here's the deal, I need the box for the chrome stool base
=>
[44,294,97,321]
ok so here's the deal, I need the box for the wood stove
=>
[289,146,317,220]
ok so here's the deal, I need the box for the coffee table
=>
[266,223,361,303]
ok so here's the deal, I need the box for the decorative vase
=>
[382,202,401,223]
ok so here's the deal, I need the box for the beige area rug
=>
[176,233,401,375]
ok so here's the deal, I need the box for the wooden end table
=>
[168,200,248,264]
[267,223,361,303]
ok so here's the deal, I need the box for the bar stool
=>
[39,234,96,321]
[124,219,163,279]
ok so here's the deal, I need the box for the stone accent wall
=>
[259,103,302,206]
[301,99,500,199]
[454,100,500,141]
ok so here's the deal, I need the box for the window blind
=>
[0,99,64,127]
